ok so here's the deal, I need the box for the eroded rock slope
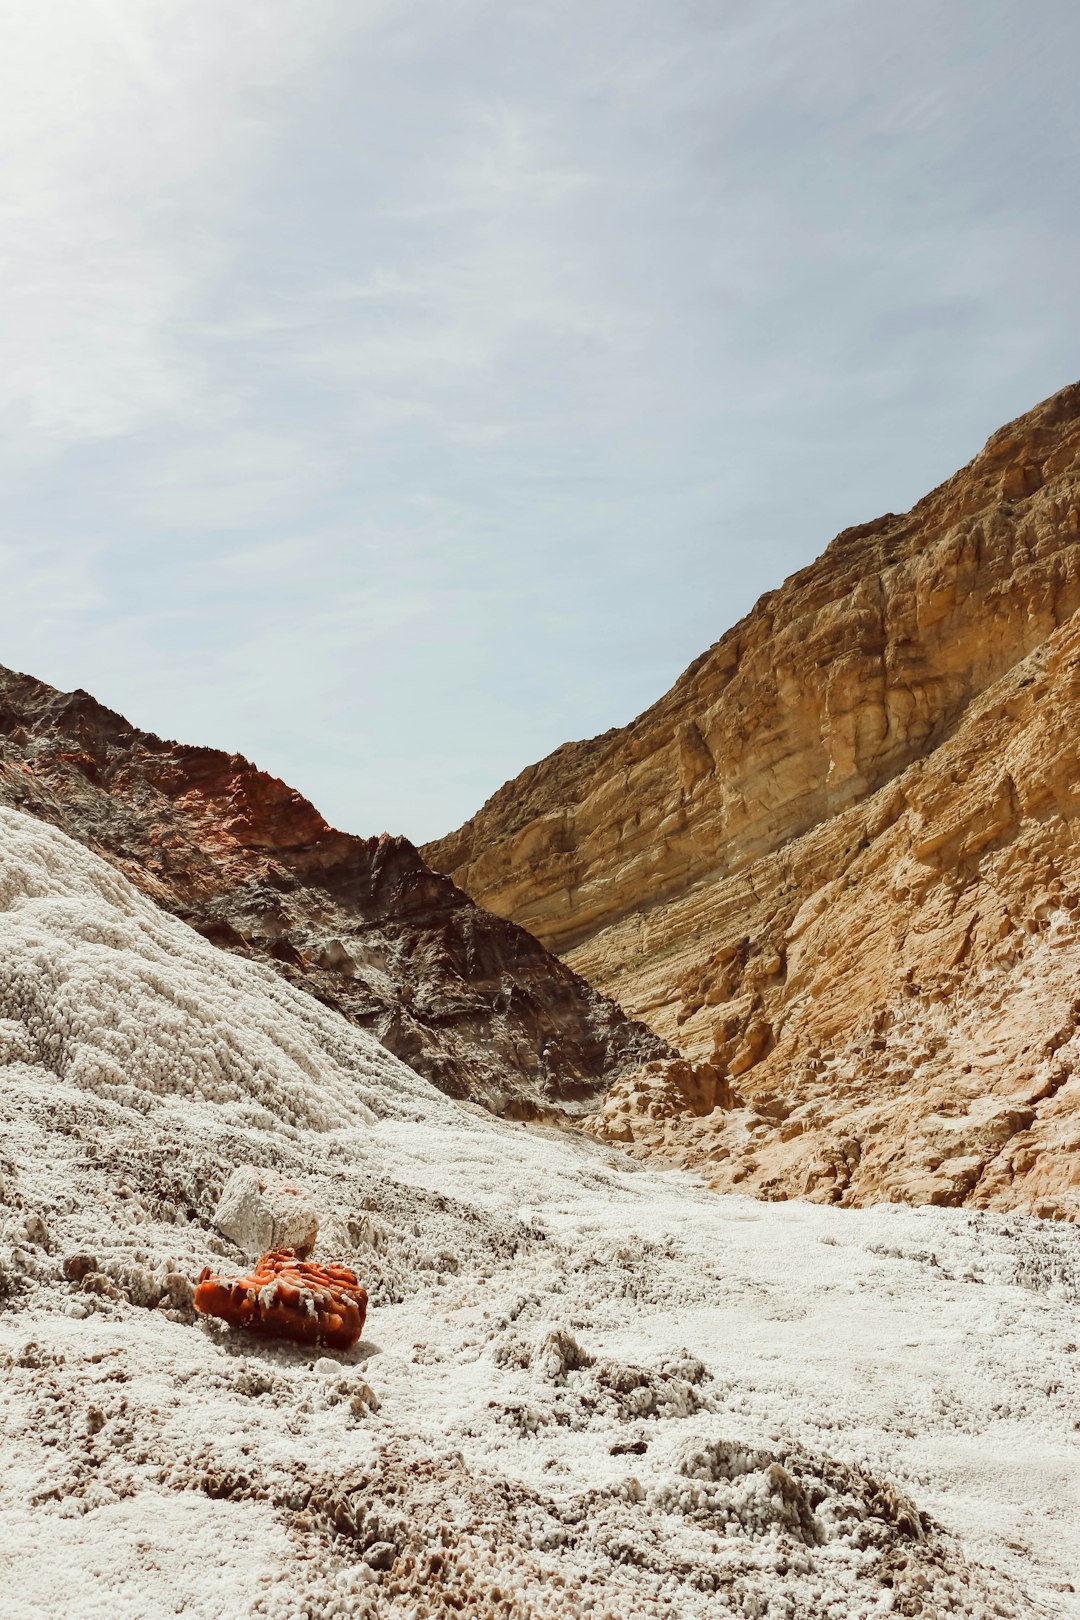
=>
[0,668,668,1116]
[426,383,1080,1215]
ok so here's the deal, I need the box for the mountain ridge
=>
[426,381,1080,954]
[0,663,671,1116]
[424,381,1080,1216]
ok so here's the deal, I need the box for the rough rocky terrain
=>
[426,383,1080,1217]
[0,666,668,1118]
[2,805,1078,1618]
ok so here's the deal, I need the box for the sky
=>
[1,0,1078,844]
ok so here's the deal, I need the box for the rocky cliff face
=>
[0,667,670,1114]
[425,383,1080,1217]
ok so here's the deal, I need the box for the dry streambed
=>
[0,807,1078,1618]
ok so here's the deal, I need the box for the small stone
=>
[79,1272,121,1300]
[212,1166,319,1260]
[22,1214,49,1249]
[63,1253,98,1283]
[350,1382,380,1417]
[363,1542,396,1572]
[535,1328,592,1382]
[162,1271,195,1309]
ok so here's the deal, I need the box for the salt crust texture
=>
[0,806,1077,1619]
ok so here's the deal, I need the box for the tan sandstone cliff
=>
[425,382,1080,1218]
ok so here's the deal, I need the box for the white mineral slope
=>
[0,807,1077,1620]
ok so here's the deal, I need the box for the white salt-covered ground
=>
[0,805,1078,1619]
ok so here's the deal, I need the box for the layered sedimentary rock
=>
[426,383,1080,1216]
[0,668,669,1114]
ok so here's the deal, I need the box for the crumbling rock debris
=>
[193,1248,368,1350]
[669,1435,929,1554]
[491,1327,714,1433]
[212,1165,319,1260]
[580,1057,738,1145]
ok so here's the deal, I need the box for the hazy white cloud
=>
[1,0,1079,838]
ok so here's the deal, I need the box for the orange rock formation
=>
[194,1250,368,1349]
[426,383,1080,1218]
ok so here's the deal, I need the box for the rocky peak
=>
[0,665,671,1114]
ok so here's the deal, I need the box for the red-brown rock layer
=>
[426,383,1080,1216]
[0,670,670,1115]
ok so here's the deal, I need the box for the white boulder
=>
[213,1165,319,1259]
